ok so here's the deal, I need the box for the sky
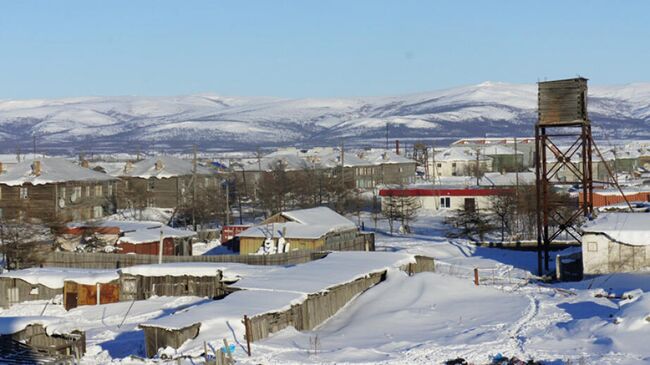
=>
[1,1,649,99]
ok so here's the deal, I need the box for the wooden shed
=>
[63,280,120,310]
[0,276,62,309]
[0,320,86,361]
[237,206,360,255]
[582,213,650,274]
[118,263,228,301]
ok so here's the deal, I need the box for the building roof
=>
[0,267,119,289]
[582,213,650,246]
[357,148,414,165]
[434,147,491,162]
[452,137,535,145]
[0,158,116,186]
[120,155,214,178]
[479,145,523,156]
[67,219,197,244]
[237,206,357,239]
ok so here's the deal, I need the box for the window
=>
[71,186,82,202]
[440,197,451,209]
[436,163,442,168]
[587,242,598,252]
[204,177,210,187]
[95,185,102,196]
[93,206,103,218]
[60,187,66,200]
[19,187,28,199]
[0,208,3,218]
[147,197,155,207]
[85,186,91,197]
[107,184,113,196]
[148,180,155,191]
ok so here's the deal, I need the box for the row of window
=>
[0,184,113,201]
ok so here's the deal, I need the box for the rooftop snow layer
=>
[69,219,197,244]
[231,251,415,294]
[0,267,119,289]
[0,158,116,186]
[0,316,62,335]
[119,262,278,282]
[120,155,214,178]
[237,206,357,239]
[582,213,650,246]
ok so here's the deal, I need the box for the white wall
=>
[582,233,650,274]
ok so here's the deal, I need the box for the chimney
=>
[395,140,400,155]
[155,159,164,171]
[123,161,134,173]
[81,160,89,168]
[32,160,42,176]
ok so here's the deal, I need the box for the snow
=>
[69,219,197,244]
[238,206,358,239]
[0,316,62,335]
[582,212,650,246]
[0,157,116,186]
[0,267,119,289]
[232,251,415,294]
[119,155,214,178]
[119,262,277,282]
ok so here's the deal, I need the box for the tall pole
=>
[192,145,197,231]
[340,141,345,189]
[158,227,164,264]
[475,148,480,186]
[225,182,230,225]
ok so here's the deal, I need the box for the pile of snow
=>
[105,207,174,224]
[0,267,119,289]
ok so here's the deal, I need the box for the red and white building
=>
[379,186,513,212]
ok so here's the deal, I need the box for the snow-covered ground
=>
[1,212,649,364]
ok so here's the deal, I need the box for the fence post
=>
[244,315,252,356]
[473,268,479,286]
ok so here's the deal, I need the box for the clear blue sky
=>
[1,1,649,99]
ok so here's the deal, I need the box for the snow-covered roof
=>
[0,158,117,186]
[0,316,62,335]
[119,262,276,282]
[232,251,415,294]
[479,145,522,156]
[480,172,536,186]
[120,155,214,179]
[139,251,415,353]
[357,149,414,165]
[237,206,357,239]
[435,147,491,162]
[582,213,650,246]
[68,219,197,244]
[0,267,119,289]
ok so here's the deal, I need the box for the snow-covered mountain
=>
[1,82,650,153]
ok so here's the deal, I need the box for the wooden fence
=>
[40,250,329,270]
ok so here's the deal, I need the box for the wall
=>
[63,281,120,310]
[239,230,372,255]
[120,273,226,301]
[0,278,62,308]
[582,233,650,274]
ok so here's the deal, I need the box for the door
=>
[464,198,476,212]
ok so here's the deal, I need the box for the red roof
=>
[379,187,513,197]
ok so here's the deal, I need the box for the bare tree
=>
[491,191,517,241]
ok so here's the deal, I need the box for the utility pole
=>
[385,123,389,150]
[340,141,345,189]
[192,145,197,231]
[225,182,230,225]
[475,148,481,186]
[32,134,36,157]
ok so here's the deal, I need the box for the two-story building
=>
[0,158,118,222]
[116,155,217,210]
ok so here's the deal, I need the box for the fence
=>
[40,250,329,270]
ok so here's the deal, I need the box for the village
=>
[0,78,647,365]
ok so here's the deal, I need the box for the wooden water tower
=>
[535,77,594,275]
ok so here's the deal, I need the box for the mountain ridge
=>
[1,82,649,153]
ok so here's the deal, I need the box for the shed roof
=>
[0,267,119,289]
[582,213,650,246]
[237,206,357,239]
[435,147,491,162]
[0,158,116,186]
[67,220,197,244]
